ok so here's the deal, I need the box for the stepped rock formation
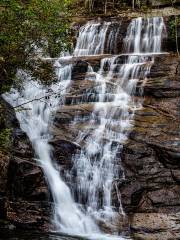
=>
[51,55,180,239]
[0,16,180,239]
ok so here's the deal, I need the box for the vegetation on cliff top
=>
[0,0,73,153]
[0,0,73,94]
[70,0,179,14]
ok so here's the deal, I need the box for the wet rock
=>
[50,139,80,173]
[0,97,51,230]
[6,128,51,229]
[8,157,48,201]
[71,61,89,81]
[0,195,7,219]
[6,201,52,231]
[0,152,9,196]
[130,213,180,240]
[119,54,180,220]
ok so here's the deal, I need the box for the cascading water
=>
[3,17,166,239]
[68,16,166,223]
[3,69,99,236]
[74,20,121,56]
[124,17,165,53]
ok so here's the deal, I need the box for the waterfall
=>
[3,17,166,239]
[68,17,166,224]
[3,69,99,236]
[124,17,166,53]
[74,20,121,56]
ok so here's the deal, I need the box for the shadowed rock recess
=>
[0,16,180,239]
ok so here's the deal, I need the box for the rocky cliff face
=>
[49,53,180,239]
[0,98,51,231]
[120,54,180,239]
[0,16,179,239]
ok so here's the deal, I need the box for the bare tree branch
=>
[12,87,66,109]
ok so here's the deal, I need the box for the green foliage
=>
[82,0,150,13]
[28,60,58,85]
[167,15,180,54]
[168,16,180,39]
[0,0,73,93]
[0,99,12,152]
[0,0,71,57]
[0,128,12,151]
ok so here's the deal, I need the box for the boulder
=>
[130,213,180,240]
[150,0,180,7]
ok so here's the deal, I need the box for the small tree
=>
[170,0,179,55]
[0,0,72,93]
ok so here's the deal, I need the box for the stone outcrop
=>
[120,54,180,213]
[130,213,180,239]
[119,54,180,239]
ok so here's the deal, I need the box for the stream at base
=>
[0,231,131,240]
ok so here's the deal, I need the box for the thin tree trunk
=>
[171,1,179,55]
[175,16,179,56]
[132,0,135,9]
[113,0,115,9]
[104,0,108,14]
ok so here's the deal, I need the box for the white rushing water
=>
[3,69,99,235]
[3,17,166,239]
[69,17,166,224]
[74,20,120,56]
[124,17,166,53]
